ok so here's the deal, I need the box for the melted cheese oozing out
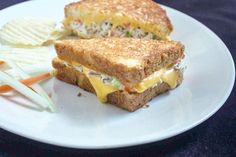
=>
[71,63,179,102]
[82,66,118,102]
[161,69,179,89]
[134,70,163,93]
[134,69,179,93]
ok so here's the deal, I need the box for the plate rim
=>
[0,0,235,149]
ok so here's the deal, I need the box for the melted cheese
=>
[83,66,118,102]
[134,69,179,93]
[71,62,179,102]
[161,69,179,89]
[134,70,163,93]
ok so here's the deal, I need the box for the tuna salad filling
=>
[70,20,160,39]
[72,62,184,93]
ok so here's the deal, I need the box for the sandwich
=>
[52,38,184,111]
[64,0,173,40]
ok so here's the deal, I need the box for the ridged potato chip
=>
[0,18,70,46]
[0,46,53,66]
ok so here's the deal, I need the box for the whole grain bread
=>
[54,38,184,87]
[52,58,183,112]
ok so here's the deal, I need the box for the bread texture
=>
[54,38,184,87]
[64,0,172,40]
[52,58,183,112]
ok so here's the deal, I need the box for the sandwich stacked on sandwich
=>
[64,0,172,40]
[52,38,184,111]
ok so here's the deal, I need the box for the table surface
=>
[0,0,235,157]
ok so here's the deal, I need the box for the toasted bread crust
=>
[54,38,184,86]
[65,0,172,39]
[52,58,183,112]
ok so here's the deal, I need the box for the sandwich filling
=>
[68,20,160,39]
[62,60,181,102]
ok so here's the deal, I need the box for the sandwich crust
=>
[54,38,184,86]
[65,0,173,39]
[52,58,183,112]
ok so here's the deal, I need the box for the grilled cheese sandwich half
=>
[53,38,185,111]
[64,0,173,40]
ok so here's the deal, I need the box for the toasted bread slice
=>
[52,58,183,112]
[64,0,172,40]
[54,38,184,86]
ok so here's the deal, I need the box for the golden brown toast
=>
[64,0,172,40]
[54,38,184,86]
[52,58,183,112]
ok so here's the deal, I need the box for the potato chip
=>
[0,18,70,46]
[0,46,53,66]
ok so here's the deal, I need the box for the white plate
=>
[0,0,235,149]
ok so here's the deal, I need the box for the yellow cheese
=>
[134,69,179,93]
[161,69,179,89]
[134,70,163,93]
[82,66,118,102]
[72,63,179,103]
